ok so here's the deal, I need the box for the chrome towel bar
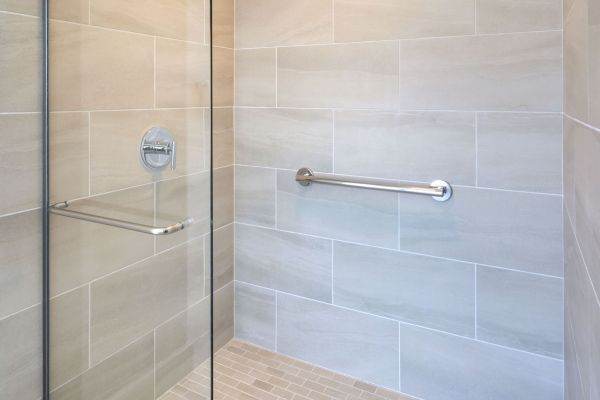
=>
[295,168,452,202]
[49,201,192,235]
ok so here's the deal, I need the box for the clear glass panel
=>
[47,1,212,399]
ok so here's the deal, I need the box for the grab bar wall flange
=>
[295,168,452,202]
[49,201,192,235]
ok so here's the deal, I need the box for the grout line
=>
[233,105,563,114]
[565,113,600,133]
[0,302,40,323]
[0,206,42,220]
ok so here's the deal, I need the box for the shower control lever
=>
[140,127,176,170]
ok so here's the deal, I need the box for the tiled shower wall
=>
[232,1,565,399]
[1,0,235,399]
[564,0,600,398]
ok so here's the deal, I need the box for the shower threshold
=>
[159,339,414,400]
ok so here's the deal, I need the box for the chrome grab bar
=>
[49,201,193,235]
[295,168,453,202]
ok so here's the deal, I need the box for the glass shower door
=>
[46,1,212,399]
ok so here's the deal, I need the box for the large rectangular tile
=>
[50,286,89,390]
[213,47,234,107]
[399,187,563,276]
[234,166,276,227]
[236,108,333,171]
[398,32,563,111]
[277,293,399,390]
[234,282,276,350]
[334,110,475,185]
[476,0,562,33]
[155,298,211,397]
[51,333,154,400]
[211,107,234,168]
[0,113,41,215]
[235,0,332,48]
[50,0,89,23]
[565,317,585,400]
[333,242,475,336]
[0,306,41,400]
[90,238,204,363]
[477,266,563,358]
[277,170,398,248]
[90,108,205,194]
[477,112,563,193]
[90,0,204,41]
[49,112,89,204]
[214,166,234,229]
[234,49,276,107]
[236,224,332,302]
[49,21,154,111]
[334,0,474,42]
[590,1,600,128]
[0,13,41,112]
[156,39,211,108]
[0,210,41,320]
[278,42,399,109]
[0,0,40,15]
[564,0,589,122]
[400,324,563,400]
[209,224,234,292]
[214,282,234,350]
[213,0,233,48]
[50,185,155,296]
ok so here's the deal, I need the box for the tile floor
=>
[159,339,415,400]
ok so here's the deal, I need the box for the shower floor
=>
[159,339,413,400]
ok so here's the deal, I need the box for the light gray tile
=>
[564,0,589,122]
[0,0,40,15]
[400,324,564,400]
[214,166,234,229]
[0,113,41,215]
[477,112,563,193]
[235,0,332,48]
[156,173,211,252]
[277,293,399,390]
[90,238,204,363]
[334,0,474,42]
[214,282,234,350]
[51,333,154,400]
[477,266,564,358]
[278,42,399,109]
[0,210,41,320]
[399,186,563,276]
[236,108,333,171]
[565,317,586,400]
[155,299,211,398]
[235,49,276,107]
[213,47,234,107]
[0,306,42,400]
[208,224,234,292]
[590,296,600,400]
[50,286,89,390]
[334,110,476,185]
[234,166,276,227]
[333,242,475,336]
[236,224,332,302]
[0,12,41,112]
[234,282,276,350]
[211,108,234,168]
[277,170,398,248]
[564,117,576,221]
[476,0,562,33]
[398,31,563,111]
[50,185,155,296]
[590,1,600,128]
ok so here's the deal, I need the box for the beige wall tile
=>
[214,166,234,228]
[476,0,562,34]
[398,31,563,111]
[334,0,475,42]
[235,0,332,48]
[210,223,234,291]
[50,286,89,390]
[89,109,205,194]
[235,48,276,107]
[0,113,41,215]
[90,0,204,41]
[278,42,399,109]
[50,112,89,204]
[49,21,154,111]
[156,38,211,108]
[214,282,234,349]
[213,0,234,48]
[90,238,204,363]
[214,47,234,107]
[588,0,600,128]
[211,108,234,168]
[564,0,589,121]
[50,0,90,23]
[0,13,41,112]
[50,185,155,296]
[0,210,41,320]
[0,0,40,15]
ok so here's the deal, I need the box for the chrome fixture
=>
[49,201,193,235]
[295,168,453,202]
[140,127,176,170]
